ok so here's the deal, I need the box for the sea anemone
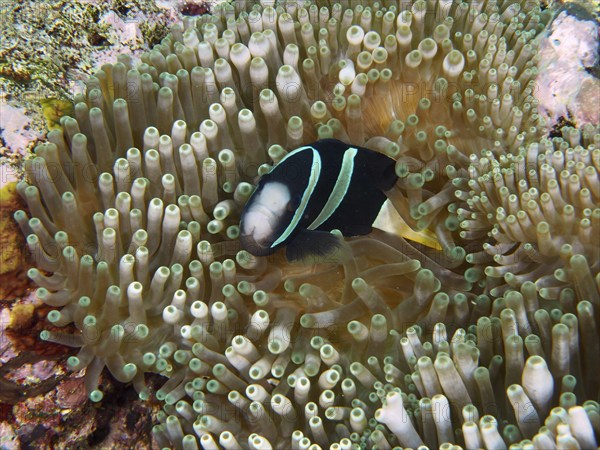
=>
[13,0,600,449]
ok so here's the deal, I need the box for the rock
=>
[0,182,29,300]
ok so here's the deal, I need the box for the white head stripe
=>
[243,182,290,243]
[271,148,321,247]
[308,147,357,230]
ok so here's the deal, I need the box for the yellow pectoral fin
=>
[373,200,442,251]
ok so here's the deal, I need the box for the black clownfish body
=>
[239,139,398,262]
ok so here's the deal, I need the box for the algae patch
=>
[40,99,73,130]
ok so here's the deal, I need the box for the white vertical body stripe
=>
[308,147,357,230]
[268,144,313,169]
[271,148,322,247]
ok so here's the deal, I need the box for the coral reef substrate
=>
[10,0,600,449]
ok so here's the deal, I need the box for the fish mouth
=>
[238,232,275,257]
[239,204,281,256]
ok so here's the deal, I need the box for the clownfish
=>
[239,139,398,262]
